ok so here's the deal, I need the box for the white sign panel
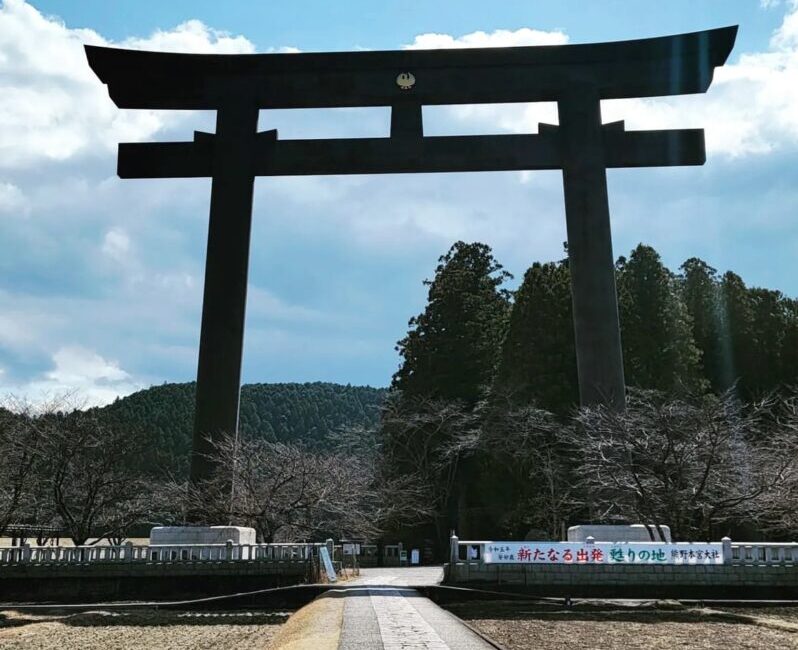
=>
[482,542,723,565]
[342,543,360,555]
[319,546,337,582]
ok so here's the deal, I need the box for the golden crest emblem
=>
[396,72,416,90]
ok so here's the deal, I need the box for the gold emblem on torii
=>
[396,72,416,90]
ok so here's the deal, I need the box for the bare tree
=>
[751,391,798,537]
[36,410,156,545]
[379,396,479,543]
[474,397,579,540]
[0,399,44,535]
[181,429,433,542]
[565,389,798,540]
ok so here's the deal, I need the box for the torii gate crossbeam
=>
[85,26,737,483]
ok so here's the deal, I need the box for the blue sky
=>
[0,0,797,404]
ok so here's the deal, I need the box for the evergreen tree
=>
[494,260,578,414]
[679,257,726,392]
[748,288,789,396]
[718,271,757,398]
[781,299,798,388]
[616,245,704,393]
[392,241,512,404]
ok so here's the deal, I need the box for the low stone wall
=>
[446,561,798,599]
[0,560,314,603]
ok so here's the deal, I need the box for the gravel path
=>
[446,601,798,650]
[0,609,289,650]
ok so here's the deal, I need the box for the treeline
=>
[97,381,386,476]
[383,242,798,547]
[490,244,797,414]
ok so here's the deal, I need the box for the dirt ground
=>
[446,600,798,650]
[0,609,290,650]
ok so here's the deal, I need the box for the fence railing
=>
[451,536,798,567]
[0,541,329,566]
[730,542,798,565]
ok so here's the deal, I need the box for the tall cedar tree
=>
[679,258,726,392]
[782,299,798,387]
[390,242,510,542]
[718,271,757,399]
[616,245,704,393]
[748,287,789,395]
[393,241,512,404]
[494,260,578,414]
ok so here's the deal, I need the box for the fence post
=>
[721,536,732,564]
[326,538,334,560]
[449,533,459,565]
[22,543,31,563]
[225,539,233,561]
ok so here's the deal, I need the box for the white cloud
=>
[423,9,798,158]
[403,27,568,50]
[0,181,29,216]
[0,0,256,169]
[101,227,130,262]
[121,18,255,54]
[1,345,141,406]
[47,346,129,384]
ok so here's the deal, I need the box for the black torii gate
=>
[86,26,737,482]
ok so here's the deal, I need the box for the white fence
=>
[451,536,798,567]
[0,542,328,566]
[730,542,798,565]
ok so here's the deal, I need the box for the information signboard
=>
[483,542,723,565]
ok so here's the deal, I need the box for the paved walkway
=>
[346,566,445,587]
[335,567,493,650]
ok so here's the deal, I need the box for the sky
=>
[0,0,797,405]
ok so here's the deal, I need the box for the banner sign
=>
[482,542,723,565]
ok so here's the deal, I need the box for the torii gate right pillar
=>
[559,85,626,409]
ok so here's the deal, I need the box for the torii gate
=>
[86,26,737,482]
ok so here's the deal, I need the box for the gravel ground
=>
[0,609,290,650]
[445,601,798,650]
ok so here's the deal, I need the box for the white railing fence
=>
[0,541,330,566]
[450,536,798,567]
[730,542,798,565]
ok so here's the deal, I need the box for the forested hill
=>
[96,382,387,477]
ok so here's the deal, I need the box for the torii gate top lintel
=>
[86,25,737,110]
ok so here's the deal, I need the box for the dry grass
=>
[0,608,289,650]
[446,600,798,650]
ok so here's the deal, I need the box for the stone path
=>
[347,566,445,587]
[336,567,494,650]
